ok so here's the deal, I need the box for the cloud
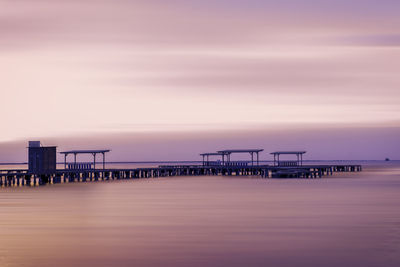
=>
[1,0,399,49]
[0,0,399,143]
[338,34,400,47]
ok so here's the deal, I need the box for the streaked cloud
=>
[0,0,399,159]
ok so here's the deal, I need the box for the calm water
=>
[1,162,400,267]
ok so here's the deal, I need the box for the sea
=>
[1,161,399,267]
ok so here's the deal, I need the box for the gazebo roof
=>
[217,149,264,154]
[60,150,110,155]
[200,152,223,156]
[270,151,306,155]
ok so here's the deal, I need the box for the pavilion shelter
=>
[60,150,111,170]
[200,152,225,166]
[270,151,306,167]
[217,149,264,166]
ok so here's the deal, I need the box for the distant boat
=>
[385,158,390,161]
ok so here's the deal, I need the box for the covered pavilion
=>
[60,149,111,170]
[270,151,306,167]
[217,149,264,166]
[200,152,225,166]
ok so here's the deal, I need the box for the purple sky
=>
[0,0,399,161]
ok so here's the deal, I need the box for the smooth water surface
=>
[1,163,400,267]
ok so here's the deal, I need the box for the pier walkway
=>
[0,164,362,187]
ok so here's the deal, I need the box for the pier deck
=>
[0,164,362,187]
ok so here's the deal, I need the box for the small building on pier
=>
[270,151,306,167]
[28,141,57,174]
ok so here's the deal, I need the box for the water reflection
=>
[0,165,400,267]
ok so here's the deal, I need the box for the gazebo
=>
[60,149,111,170]
[200,152,224,166]
[217,149,264,166]
[270,151,306,167]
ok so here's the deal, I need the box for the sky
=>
[0,0,399,161]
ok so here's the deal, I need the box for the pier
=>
[0,143,363,187]
[0,164,362,187]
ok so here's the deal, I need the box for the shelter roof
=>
[60,150,110,155]
[270,151,306,155]
[200,152,223,156]
[218,149,264,154]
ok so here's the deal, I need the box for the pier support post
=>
[102,152,106,170]
[92,153,96,170]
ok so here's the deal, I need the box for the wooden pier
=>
[0,164,362,187]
